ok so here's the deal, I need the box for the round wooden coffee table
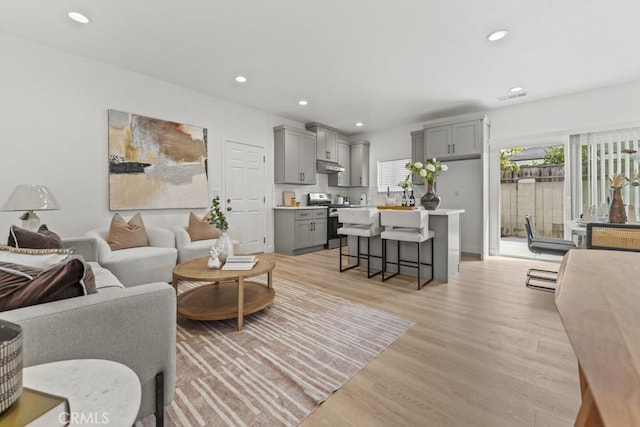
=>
[172,255,275,330]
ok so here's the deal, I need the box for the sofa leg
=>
[155,372,164,427]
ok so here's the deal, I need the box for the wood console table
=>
[555,249,640,426]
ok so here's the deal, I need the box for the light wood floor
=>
[260,250,580,427]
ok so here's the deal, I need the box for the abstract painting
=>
[108,110,208,210]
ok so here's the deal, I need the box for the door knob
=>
[227,199,231,203]
[227,207,232,211]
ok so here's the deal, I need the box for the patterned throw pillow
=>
[187,212,220,241]
[7,224,62,249]
[106,213,149,250]
[0,256,97,312]
[0,245,73,269]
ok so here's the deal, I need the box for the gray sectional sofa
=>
[0,237,176,425]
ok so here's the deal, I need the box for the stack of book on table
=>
[221,255,259,271]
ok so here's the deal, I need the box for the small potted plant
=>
[208,196,233,263]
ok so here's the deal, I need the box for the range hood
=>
[316,159,345,174]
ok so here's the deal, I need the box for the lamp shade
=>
[2,185,60,211]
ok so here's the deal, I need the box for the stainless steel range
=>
[307,192,351,249]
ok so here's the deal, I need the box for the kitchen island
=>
[343,208,464,283]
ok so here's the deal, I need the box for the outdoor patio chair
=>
[524,215,577,292]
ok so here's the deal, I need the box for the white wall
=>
[0,33,302,251]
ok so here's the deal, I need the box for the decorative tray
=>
[377,206,415,210]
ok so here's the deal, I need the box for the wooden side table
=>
[23,359,141,426]
[172,255,276,330]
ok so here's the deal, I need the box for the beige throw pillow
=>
[187,212,220,241]
[106,213,148,250]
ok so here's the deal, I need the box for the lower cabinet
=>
[274,209,327,255]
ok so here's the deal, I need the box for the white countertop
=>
[273,206,328,210]
[428,208,465,215]
[374,207,465,215]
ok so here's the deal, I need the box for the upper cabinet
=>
[274,125,317,185]
[350,141,370,187]
[425,118,483,161]
[328,138,351,187]
[410,129,425,185]
[306,123,338,162]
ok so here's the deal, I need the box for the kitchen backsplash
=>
[273,173,427,206]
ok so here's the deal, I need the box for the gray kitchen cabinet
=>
[425,119,481,161]
[410,113,490,259]
[274,208,327,255]
[410,129,425,185]
[274,125,316,184]
[328,139,351,187]
[306,122,338,162]
[350,141,370,187]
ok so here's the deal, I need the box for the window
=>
[570,127,640,217]
[377,158,410,193]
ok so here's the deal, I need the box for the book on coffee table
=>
[0,387,69,426]
[221,255,259,271]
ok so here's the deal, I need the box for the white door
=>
[224,141,265,254]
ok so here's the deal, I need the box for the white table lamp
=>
[2,184,60,231]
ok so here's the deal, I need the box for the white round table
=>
[23,359,141,426]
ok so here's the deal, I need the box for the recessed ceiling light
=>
[68,11,90,24]
[298,100,308,106]
[487,29,508,42]
[355,122,364,127]
[235,75,247,83]
[509,86,524,93]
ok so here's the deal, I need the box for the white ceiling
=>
[2,0,640,135]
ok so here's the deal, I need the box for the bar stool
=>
[380,210,434,290]
[338,208,383,278]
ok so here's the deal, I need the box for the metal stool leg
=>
[339,234,359,272]
[525,268,557,292]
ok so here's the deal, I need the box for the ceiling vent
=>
[497,92,528,101]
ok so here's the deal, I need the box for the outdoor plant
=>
[543,146,564,164]
[207,196,229,231]
[500,148,522,174]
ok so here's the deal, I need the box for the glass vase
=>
[609,188,626,224]
[420,180,441,210]
[214,230,234,263]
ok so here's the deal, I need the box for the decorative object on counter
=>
[608,174,628,224]
[421,180,441,210]
[282,191,295,207]
[385,187,395,206]
[628,204,637,223]
[208,196,234,262]
[401,190,408,206]
[207,247,221,269]
[0,320,23,414]
[405,159,448,210]
[409,190,416,207]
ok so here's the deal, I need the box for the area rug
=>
[148,277,414,426]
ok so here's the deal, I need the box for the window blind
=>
[377,158,410,193]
